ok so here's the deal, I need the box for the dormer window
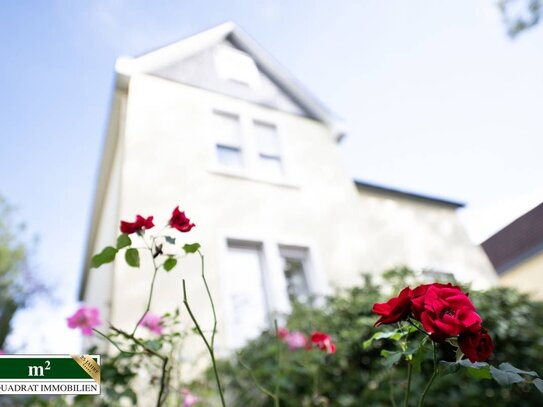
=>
[214,45,260,88]
[214,111,243,169]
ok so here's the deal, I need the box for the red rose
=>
[419,284,481,341]
[120,215,154,235]
[411,283,466,320]
[311,331,336,354]
[459,328,493,362]
[169,206,195,232]
[372,287,412,326]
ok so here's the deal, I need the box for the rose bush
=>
[203,268,543,407]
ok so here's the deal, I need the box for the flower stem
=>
[132,238,160,336]
[404,361,412,407]
[182,280,226,407]
[198,250,218,349]
[417,341,438,407]
[274,320,281,407]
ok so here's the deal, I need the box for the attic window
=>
[214,45,260,88]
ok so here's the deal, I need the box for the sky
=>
[0,1,542,352]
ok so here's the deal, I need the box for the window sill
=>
[209,167,300,190]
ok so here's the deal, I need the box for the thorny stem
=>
[132,236,161,336]
[156,357,170,407]
[92,328,139,355]
[182,280,226,407]
[417,341,438,407]
[198,250,218,349]
[274,320,281,407]
[110,326,166,360]
[407,319,429,337]
[94,326,169,407]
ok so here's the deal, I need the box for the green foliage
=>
[209,268,543,406]
[90,246,118,268]
[116,234,131,250]
[124,248,140,268]
[0,196,45,350]
[163,256,177,272]
[183,243,201,254]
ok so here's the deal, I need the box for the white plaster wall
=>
[94,73,497,353]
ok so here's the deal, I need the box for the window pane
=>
[224,243,268,348]
[259,154,282,177]
[254,121,280,156]
[281,248,310,304]
[214,111,241,147]
[217,145,243,169]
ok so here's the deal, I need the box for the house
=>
[79,22,497,350]
[482,202,543,299]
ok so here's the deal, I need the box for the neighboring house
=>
[482,202,543,300]
[79,22,497,350]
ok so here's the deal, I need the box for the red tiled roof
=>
[481,202,543,273]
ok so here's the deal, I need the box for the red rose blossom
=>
[459,328,494,362]
[419,283,481,341]
[372,287,413,326]
[169,206,195,232]
[120,215,154,235]
[311,331,336,354]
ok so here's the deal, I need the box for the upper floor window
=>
[254,121,283,178]
[214,45,260,88]
[280,246,311,304]
[214,111,243,169]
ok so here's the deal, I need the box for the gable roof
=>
[482,202,543,274]
[115,22,347,141]
[354,179,465,208]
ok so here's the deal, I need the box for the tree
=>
[499,0,541,37]
[0,195,45,350]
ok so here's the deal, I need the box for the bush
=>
[207,268,543,406]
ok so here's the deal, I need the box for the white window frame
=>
[210,108,289,184]
[218,235,329,349]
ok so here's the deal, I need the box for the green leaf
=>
[163,257,177,272]
[466,366,492,380]
[533,378,543,394]
[411,341,427,373]
[498,362,538,377]
[363,329,403,349]
[116,234,132,249]
[439,361,460,376]
[183,243,201,254]
[125,248,140,268]
[145,340,162,352]
[490,365,525,386]
[380,350,403,367]
[164,236,176,244]
[90,246,118,268]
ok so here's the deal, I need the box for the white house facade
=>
[79,23,497,351]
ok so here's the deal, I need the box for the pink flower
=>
[67,306,101,336]
[0,349,5,355]
[311,331,336,354]
[139,313,163,335]
[277,327,288,339]
[284,331,308,350]
[181,388,200,407]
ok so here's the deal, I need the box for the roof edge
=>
[354,179,465,208]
